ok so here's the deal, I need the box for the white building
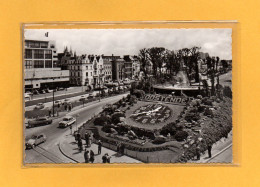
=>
[24,39,69,90]
[68,55,105,88]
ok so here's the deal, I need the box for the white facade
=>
[68,55,105,87]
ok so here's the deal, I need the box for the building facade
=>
[24,39,69,90]
[68,55,105,88]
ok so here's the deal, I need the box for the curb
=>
[204,143,232,163]
[58,141,79,163]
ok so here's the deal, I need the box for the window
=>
[86,66,88,70]
[25,41,30,47]
[25,49,32,59]
[40,42,48,48]
[78,66,80,70]
[25,60,33,69]
[34,60,44,68]
[34,50,44,59]
[86,72,88,76]
[45,50,52,59]
[91,72,92,76]
[45,60,52,68]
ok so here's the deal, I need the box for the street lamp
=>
[52,77,55,117]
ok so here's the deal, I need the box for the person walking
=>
[195,142,201,160]
[121,143,125,155]
[70,125,72,135]
[78,139,83,152]
[85,132,89,147]
[89,150,95,163]
[98,140,102,155]
[84,150,89,163]
[207,139,212,158]
[106,154,111,163]
[102,153,107,163]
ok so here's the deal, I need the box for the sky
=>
[24,29,232,60]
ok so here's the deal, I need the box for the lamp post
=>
[52,77,55,117]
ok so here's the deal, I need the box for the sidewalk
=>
[59,132,142,164]
[188,131,233,163]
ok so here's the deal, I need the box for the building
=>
[68,55,105,88]
[123,55,133,80]
[103,57,112,82]
[112,58,125,81]
[57,48,75,70]
[24,39,69,90]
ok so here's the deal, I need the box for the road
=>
[25,90,100,111]
[24,94,127,164]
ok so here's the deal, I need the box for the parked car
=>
[58,116,76,128]
[24,93,31,101]
[34,103,45,110]
[87,93,94,99]
[32,89,39,95]
[25,134,47,149]
[39,89,46,94]
[79,95,87,102]
[54,100,62,107]
[27,117,53,128]
[63,98,71,105]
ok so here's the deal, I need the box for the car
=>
[63,98,71,105]
[24,93,31,101]
[44,88,50,93]
[87,93,94,99]
[79,95,87,102]
[25,134,47,149]
[34,103,45,110]
[54,100,62,107]
[57,87,65,91]
[27,117,52,128]
[58,116,76,128]
[32,89,39,95]
[39,89,46,94]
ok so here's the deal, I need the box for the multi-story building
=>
[123,55,133,80]
[68,55,104,88]
[112,58,126,81]
[103,57,112,82]
[24,39,69,90]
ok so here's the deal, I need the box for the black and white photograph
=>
[23,28,232,164]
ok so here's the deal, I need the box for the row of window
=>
[25,41,49,48]
[25,49,52,59]
[68,65,105,70]
[25,60,52,69]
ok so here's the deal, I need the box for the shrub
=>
[111,112,125,124]
[223,86,232,98]
[184,112,200,122]
[160,122,177,136]
[174,131,188,142]
[93,116,111,126]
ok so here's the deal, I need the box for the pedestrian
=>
[48,110,51,117]
[102,153,107,163]
[89,133,93,145]
[78,139,83,151]
[207,139,212,158]
[106,154,111,163]
[69,105,72,111]
[98,140,102,155]
[85,132,89,147]
[195,142,201,160]
[84,150,89,163]
[70,125,72,135]
[116,142,121,153]
[64,104,67,111]
[89,150,95,163]
[121,143,125,155]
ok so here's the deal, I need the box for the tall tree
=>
[189,46,201,82]
[148,47,165,77]
[138,48,150,78]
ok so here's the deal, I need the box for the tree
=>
[138,48,150,78]
[148,47,166,77]
[163,50,180,76]
[189,47,201,82]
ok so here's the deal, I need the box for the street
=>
[24,94,127,164]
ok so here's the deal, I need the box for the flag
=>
[45,32,49,37]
